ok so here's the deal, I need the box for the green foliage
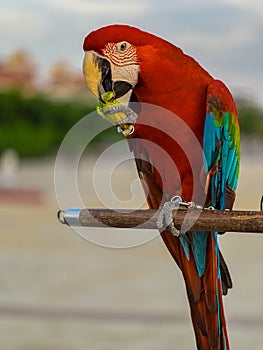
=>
[236,98,263,137]
[0,89,262,158]
[0,89,121,158]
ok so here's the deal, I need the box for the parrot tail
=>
[161,230,231,350]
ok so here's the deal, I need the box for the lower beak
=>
[83,51,133,101]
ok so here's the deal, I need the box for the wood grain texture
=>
[77,209,263,233]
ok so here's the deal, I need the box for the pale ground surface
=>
[0,139,262,350]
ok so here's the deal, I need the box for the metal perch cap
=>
[58,208,82,226]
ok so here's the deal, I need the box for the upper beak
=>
[83,51,133,101]
[83,51,112,101]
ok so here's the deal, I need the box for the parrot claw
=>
[156,196,183,237]
[103,105,138,125]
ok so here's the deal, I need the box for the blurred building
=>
[0,50,36,93]
[0,51,88,100]
[45,61,88,100]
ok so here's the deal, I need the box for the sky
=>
[1,0,263,105]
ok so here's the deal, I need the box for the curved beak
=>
[83,51,112,101]
[83,51,133,101]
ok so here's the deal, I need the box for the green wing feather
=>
[203,80,240,210]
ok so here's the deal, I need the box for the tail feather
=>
[161,230,230,350]
[203,298,219,347]
[203,233,218,313]
[219,249,233,295]
[218,280,230,350]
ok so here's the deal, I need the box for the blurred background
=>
[0,1,263,349]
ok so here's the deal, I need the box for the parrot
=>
[82,24,240,350]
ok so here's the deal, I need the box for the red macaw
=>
[83,25,240,350]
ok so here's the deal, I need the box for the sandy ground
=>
[0,141,263,350]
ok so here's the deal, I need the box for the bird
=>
[82,24,240,350]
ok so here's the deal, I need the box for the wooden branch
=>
[58,208,263,233]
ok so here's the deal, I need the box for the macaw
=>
[82,25,240,350]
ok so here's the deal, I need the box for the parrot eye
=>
[117,41,129,53]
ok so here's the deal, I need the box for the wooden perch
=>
[58,208,263,233]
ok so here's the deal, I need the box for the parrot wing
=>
[203,79,240,211]
[188,79,240,349]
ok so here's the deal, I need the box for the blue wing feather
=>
[185,82,240,281]
[203,110,240,206]
[192,231,208,276]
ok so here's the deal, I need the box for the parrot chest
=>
[129,108,205,202]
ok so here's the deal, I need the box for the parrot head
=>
[82,24,208,135]
[82,25,184,120]
[83,25,144,103]
[83,25,148,134]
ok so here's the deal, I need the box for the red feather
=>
[84,25,235,349]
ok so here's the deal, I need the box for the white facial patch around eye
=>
[111,63,139,88]
[102,42,138,67]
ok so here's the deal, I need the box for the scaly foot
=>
[156,196,183,236]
